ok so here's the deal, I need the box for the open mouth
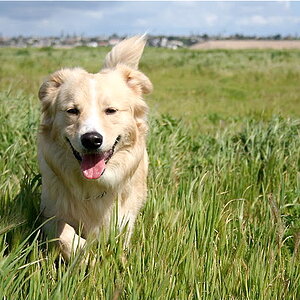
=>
[66,135,121,180]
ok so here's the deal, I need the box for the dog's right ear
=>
[38,69,71,130]
[38,69,70,102]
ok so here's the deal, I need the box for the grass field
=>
[0,47,299,299]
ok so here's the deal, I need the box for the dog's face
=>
[39,37,152,181]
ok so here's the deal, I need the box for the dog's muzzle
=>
[66,135,121,163]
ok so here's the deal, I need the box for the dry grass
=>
[190,40,300,50]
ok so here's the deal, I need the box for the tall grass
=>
[0,47,299,299]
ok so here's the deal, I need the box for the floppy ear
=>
[117,65,151,133]
[39,69,67,102]
[38,69,72,130]
[118,64,153,95]
[103,35,147,70]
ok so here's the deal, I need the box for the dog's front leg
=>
[43,220,86,261]
[57,222,86,260]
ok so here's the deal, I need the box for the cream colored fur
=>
[103,35,147,69]
[38,36,152,260]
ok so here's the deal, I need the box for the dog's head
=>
[39,36,152,181]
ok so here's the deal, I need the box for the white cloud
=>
[205,14,218,26]
[248,15,268,25]
[1,2,300,37]
[277,0,291,10]
[134,18,149,27]
[82,10,103,20]
[237,15,300,27]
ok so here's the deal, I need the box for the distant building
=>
[1,34,296,49]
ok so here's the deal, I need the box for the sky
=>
[1,1,300,37]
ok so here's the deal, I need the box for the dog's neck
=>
[84,191,107,201]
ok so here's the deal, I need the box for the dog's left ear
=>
[103,35,153,95]
[118,65,153,95]
[103,35,147,70]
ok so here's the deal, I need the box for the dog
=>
[38,36,152,260]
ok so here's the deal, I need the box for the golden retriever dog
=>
[38,36,152,260]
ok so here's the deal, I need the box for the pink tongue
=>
[80,154,106,179]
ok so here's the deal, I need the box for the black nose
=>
[81,132,103,150]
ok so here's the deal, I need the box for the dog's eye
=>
[67,108,80,115]
[105,108,118,115]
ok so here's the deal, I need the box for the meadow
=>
[0,46,299,299]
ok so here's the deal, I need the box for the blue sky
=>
[1,1,300,37]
